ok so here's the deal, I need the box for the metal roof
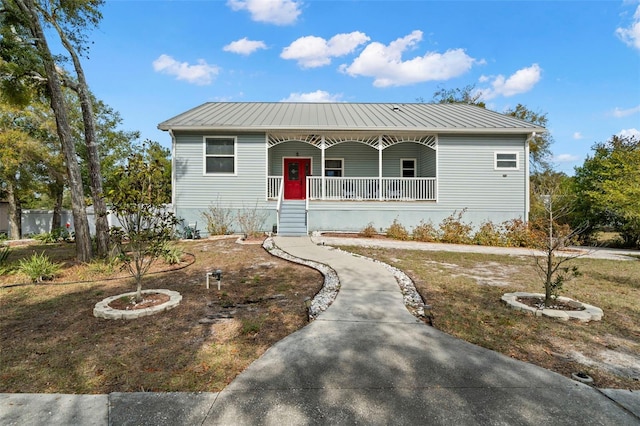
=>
[158,102,545,134]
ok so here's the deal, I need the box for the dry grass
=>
[339,246,640,390]
[0,238,322,393]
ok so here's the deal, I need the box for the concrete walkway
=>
[1,236,639,425]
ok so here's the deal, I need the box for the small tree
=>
[107,147,177,302]
[532,177,587,307]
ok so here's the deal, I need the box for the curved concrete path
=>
[202,237,639,425]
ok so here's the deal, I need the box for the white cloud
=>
[223,38,267,55]
[227,0,301,25]
[618,128,640,138]
[340,30,476,87]
[553,154,580,163]
[281,90,343,102]
[612,104,640,117]
[281,32,370,68]
[152,54,219,85]
[573,132,584,140]
[479,64,542,100]
[616,4,640,50]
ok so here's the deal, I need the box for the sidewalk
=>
[1,236,639,425]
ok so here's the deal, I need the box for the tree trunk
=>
[6,182,21,240]
[53,20,110,258]
[50,179,64,232]
[16,0,92,262]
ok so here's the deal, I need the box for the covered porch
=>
[266,132,438,202]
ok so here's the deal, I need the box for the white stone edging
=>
[263,238,340,320]
[501,292,603,322]
[93,289,182,320]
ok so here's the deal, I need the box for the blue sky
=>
[74,0,640,175]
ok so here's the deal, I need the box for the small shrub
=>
[386,219,410,241]
[359,222,378,238]
[503,218,539,248]
[0,245,10,274]
[201,201,234,236]
[412,220,438,242]
[237,202,268,238]
[162,243,184,265]
[85,256,121,277]
[439,209,472,244]
[472,221,503,246]
[18,252,61,283]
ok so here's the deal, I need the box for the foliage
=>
[427,84,486,108]
[34,227,72,244]
[385,219,410,241]
[502,218,539,248]
[412,220,438,242]
[237,202,268,238]
[161,243,184,265]
[573,135,640,248]
[0,245,10,274]
[359,222,378,238]
[530,183,587,307]
[504,104,553,172]
[439,209,473,244]
[17,252,61,283]
[107,147,178,302]
[201,200,234,236]
[472,221,503,246]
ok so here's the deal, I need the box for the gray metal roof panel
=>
[158,102,545,133]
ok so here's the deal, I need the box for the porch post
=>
[378,136,383,201]
[321,136,326,200]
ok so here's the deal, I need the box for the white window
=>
[401,158,416,177]
[325,158,343,177]
[494,152,519,170]
[204,137,236,174]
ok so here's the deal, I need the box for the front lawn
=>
[0,238,322,393]
[339,245,640,390]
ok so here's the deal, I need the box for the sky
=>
[68,0,640,175]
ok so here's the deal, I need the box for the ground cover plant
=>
[0,238,322,393]
[339,245,640,390]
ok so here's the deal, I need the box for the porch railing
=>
[307,177,436,201]
[267,176,283,200]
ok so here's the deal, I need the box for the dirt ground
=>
[0,237,323,393]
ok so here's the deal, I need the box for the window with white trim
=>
[204,137,236,174]
[494,152,519,170]
[325,158,343,177]
[401,158,416,177]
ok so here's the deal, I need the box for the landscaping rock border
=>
[93,289,182,320]
[501,292,603,322]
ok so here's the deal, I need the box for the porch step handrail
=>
[307,176,436,201]
[275,177,284,230]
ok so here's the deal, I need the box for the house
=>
[158,102,544,236]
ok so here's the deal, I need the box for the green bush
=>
[359,222,378,238]
[162,243,184,265]
[439,209,473,244]
[386,219,410,241]
[503,218,539,248]
[18,252,61,283]
[472,221,503,246]
[0,245,10,274]
[412,220,438,242]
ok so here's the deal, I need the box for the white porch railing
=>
[307,177,436,201]
[268,176,283,200]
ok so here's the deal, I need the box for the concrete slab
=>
[109,392,218,426]
[601,389,640,419]
[0,393,108,426]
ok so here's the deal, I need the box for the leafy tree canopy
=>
[573,134,640,247]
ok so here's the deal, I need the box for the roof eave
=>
[157,125,545,134]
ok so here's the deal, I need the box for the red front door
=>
[284,158,311,200]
